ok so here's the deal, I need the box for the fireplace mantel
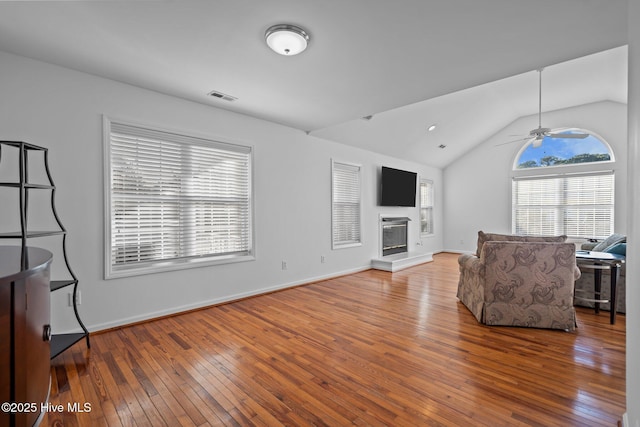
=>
[381,217,411,222]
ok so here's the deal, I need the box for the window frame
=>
[511,129,615,240]
[512,127,615,170]
[419,179,434,237]
[331,159,362,250]
[103,116,255,279]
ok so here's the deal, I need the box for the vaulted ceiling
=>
[0,1,628,168]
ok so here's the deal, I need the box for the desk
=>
[575,250,625,325]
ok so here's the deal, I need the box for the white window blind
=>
[332,161,362,249]
[105,120,253,277]
[512,172,614,239]
[420,179,434,235]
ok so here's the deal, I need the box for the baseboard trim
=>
[443,249,473,255]
[64,264,372,334]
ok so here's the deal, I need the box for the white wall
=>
[626,1,639,425]
[443,101,627,252]
[0,50,443,333]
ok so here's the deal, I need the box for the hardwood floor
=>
[43,253,625,426]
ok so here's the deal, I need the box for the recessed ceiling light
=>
[265,24,310,56]
[428,124,437,132]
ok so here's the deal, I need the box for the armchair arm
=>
[456,253,487,322]
[458,253,484,275]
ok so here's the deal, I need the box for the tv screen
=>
[380,166,417,207]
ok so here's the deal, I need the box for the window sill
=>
[332,242,362,250]
[105,253,255,280]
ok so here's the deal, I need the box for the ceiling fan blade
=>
[548,133,589,139]
[495,136,528,146]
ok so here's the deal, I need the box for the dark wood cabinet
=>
[0,246,52,427]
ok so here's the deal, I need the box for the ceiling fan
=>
[501,68,589,148]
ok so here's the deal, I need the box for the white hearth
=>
[371,251,433,272]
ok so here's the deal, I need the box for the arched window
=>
[511,128,615,239]
[515,129,613,169]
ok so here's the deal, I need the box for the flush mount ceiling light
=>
[427,124,437,132]
[265,24,310,56]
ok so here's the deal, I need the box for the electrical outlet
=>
[460,239,464,245]
[321,255,326,263]
[281,261,287,270]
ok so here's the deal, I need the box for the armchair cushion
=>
[476,230,567,257]
[605,242,627,256]
[581,241,599,251]
[591,233,626,252]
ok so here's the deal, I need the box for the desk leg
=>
[594,264,602,314]
[610,264,619,325]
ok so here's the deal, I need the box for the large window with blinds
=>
[512,172,614,238]
[104,118,253,278]
[511,130,614,239]
[332,160,362,249]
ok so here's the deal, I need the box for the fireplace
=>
[381,217,410,256]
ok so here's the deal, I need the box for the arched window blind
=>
[332,160,362,249]
[105,119,253,278]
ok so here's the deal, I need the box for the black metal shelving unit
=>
[0,140,90,359]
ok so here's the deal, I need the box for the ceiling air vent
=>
[207,90,237,102]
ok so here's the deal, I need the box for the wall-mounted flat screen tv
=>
[380,166,417,207]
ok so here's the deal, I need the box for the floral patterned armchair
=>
[457,232,581,331]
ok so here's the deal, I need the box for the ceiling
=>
[0,1,629,168]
